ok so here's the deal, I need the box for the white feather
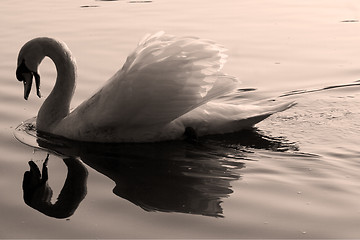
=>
[58,32,241,141]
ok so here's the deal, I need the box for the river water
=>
[1,0,360,238]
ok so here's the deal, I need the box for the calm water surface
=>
[1,0,360,238]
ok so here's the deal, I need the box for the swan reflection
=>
[23,155,87,219]
[19,123,296,218]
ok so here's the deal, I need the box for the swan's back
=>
[55,32,239,142]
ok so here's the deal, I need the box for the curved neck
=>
[36,38,76,132]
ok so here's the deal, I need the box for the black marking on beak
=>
[16,59,30,82]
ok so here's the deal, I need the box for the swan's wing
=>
[76,32,239,128]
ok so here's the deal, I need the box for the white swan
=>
[16,32,294,142]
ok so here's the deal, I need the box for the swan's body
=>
[16,32,293,142]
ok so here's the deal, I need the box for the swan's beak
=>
[34,71,41,98]
[22,72,33,100]
[16,60,41,100]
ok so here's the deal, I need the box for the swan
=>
[16,31,294,142]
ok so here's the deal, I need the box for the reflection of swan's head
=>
[23,158,53,206]
[22,155,88,219]
[16,38,46,100]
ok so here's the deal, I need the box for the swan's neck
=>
[36,39,76,133]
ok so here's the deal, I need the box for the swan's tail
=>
[262,101,297,115]
[185,100,296,137]
[235,101,296,129]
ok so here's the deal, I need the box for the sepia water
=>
[1,0,360,238]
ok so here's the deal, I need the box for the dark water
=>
[16,118,296,219]
[1,0,360,238]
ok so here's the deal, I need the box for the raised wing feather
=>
[71,32,239,129]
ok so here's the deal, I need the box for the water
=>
[1,0,360,238]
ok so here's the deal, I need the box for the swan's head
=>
[16,38,45,100]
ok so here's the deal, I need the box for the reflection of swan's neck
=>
[36,39,76,132]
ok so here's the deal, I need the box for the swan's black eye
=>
[16,59,32,82]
